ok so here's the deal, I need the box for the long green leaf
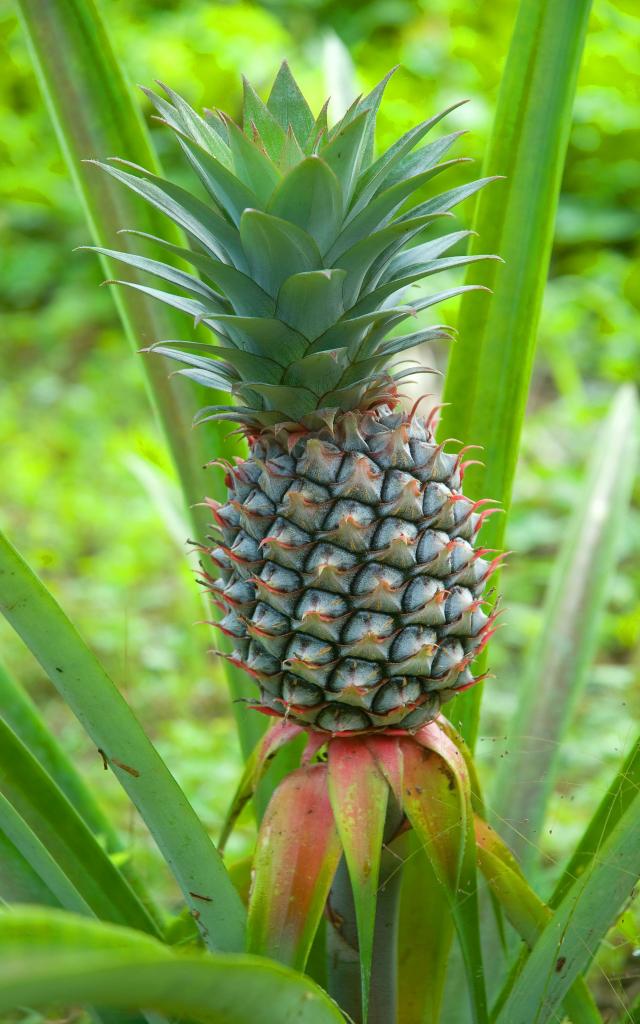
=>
[0,529,246,952]
[0,718,159,935]
[475,818,602,1024]
[493,386,638,866]
[0,793,90,916]
[0,908,345,1024]
[0,799,73,909]
[0,663,118,845]
[15,0,263,768]
[494,794,640,1024]
[440,0,593,747]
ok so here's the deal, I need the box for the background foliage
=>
[2,0,639,1013]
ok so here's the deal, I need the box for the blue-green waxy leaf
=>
[90,159,244,267]
[306,99,329,153]
[327,161,466,263]
[242,383,318,420]
[242,76,287,162]
[283,348,350,398]
[355,255,497,315]
[276,270,346,340]
[267,61,315,146]
[320,111,369,208]
[381,229,475,282]
[240,209,322,296]
[350,105,466,218]
[338,215,446,308]
[106,279,227,322]
[119,231,276,317]
[204,316,308,364]
[0,909,345,1024]
[279,124,306,172]
[310,307,411,356]
[146,82,232,167]
[367,325,454,361]
[327,739,389,1022]
[267,157,343,253]
[354,285,486,360]
[352,66,398,167]
[150,344,237,387]
[178,368,235,392]
[223,114,281,205]
[396,176,499,224]
[153,342,280,385]
[83,245,229,306]
[177,136,260,224]
[385,130,467,188]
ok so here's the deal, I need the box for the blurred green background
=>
[1,0,639,1009]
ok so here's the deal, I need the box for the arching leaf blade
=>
[0,663,120,852]
[0,908,344,1023]
[0,528,246,953]
[551,729,640,910]
[494,795,640,1024]
[0,796,86,913]
[0,719,159,935]
[475,817,602,1024]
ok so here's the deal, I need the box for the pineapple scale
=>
[208,404,497,734]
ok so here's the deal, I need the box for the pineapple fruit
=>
[91,63,500,734]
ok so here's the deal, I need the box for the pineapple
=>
[91,63,500,734]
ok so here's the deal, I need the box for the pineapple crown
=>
[86,62,499,431]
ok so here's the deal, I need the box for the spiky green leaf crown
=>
[89,63,498,431]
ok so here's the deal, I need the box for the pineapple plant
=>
[84,67,505,1020]
[89,62,501,736]
[4,7,637,1022]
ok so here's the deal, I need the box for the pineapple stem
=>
[326,800,404,1024]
